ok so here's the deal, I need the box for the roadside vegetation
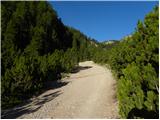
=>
[92,6,159,119]
[1,1,159,119]
[2,1,97,109]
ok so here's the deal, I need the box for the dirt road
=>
[2,61,119,119]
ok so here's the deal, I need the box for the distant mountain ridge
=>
[101,40,119,45]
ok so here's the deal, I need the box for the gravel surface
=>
[2,61,119,119]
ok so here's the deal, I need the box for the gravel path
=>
[2,61,119,119]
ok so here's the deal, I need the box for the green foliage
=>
[92,5,159,118]
[115,6,158,118]
[2,55,41,108]
[2,1,96,109]
[144,91,157,111]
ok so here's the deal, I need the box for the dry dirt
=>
[2,61,119,119]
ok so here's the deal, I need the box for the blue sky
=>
[49,1,158,42]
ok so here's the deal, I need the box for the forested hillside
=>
[93,6,159,118]
[1,1,97,109]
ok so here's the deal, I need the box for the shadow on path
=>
[71,66,92,73]
[1,80,70,119]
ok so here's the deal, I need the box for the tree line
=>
[1,1,97,109]
[92,5,159,119]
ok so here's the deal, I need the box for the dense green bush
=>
[2,55,41,108]
[93,6,159,118]
[1,1,96,109]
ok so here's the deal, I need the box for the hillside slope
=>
[1,1,97,109]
